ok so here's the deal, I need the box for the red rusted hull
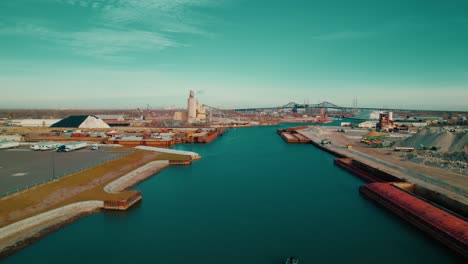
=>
[197,131,218,143]
[277,128,311,143]
[360,183,468,258]
[280,131,300,143]
[334,158,385,183]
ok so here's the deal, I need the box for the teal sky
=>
[1,0,467,110]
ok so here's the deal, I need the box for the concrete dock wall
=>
[135,146,201,160]
[0,201,103,258]
[104,160,170,193]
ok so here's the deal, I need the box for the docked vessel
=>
[315,117,333,124]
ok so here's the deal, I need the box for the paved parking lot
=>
[0,147,130,196]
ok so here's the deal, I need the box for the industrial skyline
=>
[1,0,468,110]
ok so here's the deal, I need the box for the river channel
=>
[4,124,462,263]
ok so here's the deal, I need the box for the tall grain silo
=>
[187,90,197,123]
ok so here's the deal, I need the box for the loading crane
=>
[136,106,161,127]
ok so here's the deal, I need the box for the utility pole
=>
[52,151,55,180]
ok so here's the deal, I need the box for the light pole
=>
[52,150,55,180]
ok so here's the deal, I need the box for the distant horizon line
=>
[0,105,467,113]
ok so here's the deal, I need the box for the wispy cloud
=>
[1,0,216,60]
[63,29,179,60]
[312,30,374,41]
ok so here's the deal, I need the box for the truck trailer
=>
[31,142,62,151]
[0,141,20,150]
[57,142,87,152]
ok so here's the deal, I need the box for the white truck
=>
[57,142,87,152]
[0,141,20,149]
[31,142,62,151]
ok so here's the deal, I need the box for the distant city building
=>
[96,115,125,121]
[394,121,427,128]
[50,115,110,128]
[96,115,130,127]
[6,119,62,127]
[186,90,207,124]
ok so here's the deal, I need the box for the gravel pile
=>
[400,127,468,153]
[403,150,468,175]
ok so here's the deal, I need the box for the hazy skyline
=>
[1,0,468,110]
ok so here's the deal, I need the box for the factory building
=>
[96,115,130,127]
[173,111,187,121]
[50,115,110,128]
[378,111,395,132]
[6,119,62,127]
[358,121,378,128]
[186,90,207,124]
[97,115,124,122]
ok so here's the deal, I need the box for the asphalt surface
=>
[0,146,129,196]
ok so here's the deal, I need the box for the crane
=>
[145,105,161,127]
[136,108,145,120]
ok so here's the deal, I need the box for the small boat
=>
[285,256,299,264]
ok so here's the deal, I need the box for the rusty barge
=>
[277,126,311,143]
[360,183,468,258]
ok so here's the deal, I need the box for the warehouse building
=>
[6,119,62,127]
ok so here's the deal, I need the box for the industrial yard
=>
[3,1,468,261]
[278,123,468,257]
[0,97,467,260]
[287,125,468,212]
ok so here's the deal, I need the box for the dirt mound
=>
[364,130,382,138]
[400,128,468,153]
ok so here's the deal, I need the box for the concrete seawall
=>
[102,160,170,210]
[0,201,103,258]
[135,146,201,160]
[104,160,170,193]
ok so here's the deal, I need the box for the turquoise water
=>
[4,124,463,263]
